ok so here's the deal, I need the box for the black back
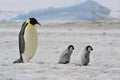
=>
[19,22,28,55]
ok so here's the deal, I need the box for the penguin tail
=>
[13,58,23,63]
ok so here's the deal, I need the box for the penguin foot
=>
[58,61,69,64]
[83,64,88,66]
[13,58,23,63]
[76,64,82,66]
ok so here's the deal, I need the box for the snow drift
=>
[1,0,111,22]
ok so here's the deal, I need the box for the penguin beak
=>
[91,48,93,51]
[37,22,41,26]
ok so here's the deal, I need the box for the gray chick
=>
[78,45,93,66]
[58,45,74,64]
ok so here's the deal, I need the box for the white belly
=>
[22,25,38,62]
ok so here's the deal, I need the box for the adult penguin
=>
[13,18,41,63]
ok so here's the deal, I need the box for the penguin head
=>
[86,45,93,52]
[68,45,74,51]
[27,18,41,25]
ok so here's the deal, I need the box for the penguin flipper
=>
[19,22,28,54]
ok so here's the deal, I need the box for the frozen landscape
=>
[0,0,120,80]
[0,21,120,80]
[0,0,111,22]
[0,0,120,22]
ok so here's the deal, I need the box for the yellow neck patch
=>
[26,18,34,27]
[26,19,30,24]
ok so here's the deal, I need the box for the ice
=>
[1,0,111,22]
[0,21,120,80]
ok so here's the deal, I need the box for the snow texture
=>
[0,21,120,80]
[1,0,111,22]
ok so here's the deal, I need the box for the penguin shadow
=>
[50,66,61,70]
[47,62,71,70]
[35,61,63,70]
[32,61,45,64]
[75,63,93,67]
[1,63,9,67]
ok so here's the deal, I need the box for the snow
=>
[0,0,120,80]
[0,21,120,80]
[0,0,111,22]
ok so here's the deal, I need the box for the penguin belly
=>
[22,25,38,62]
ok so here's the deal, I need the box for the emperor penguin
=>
[13,18,41,63]
[78,45,93,66]
[58,45,74,64]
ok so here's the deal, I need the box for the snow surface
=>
[0,21,120,80]
[1,0,111,22]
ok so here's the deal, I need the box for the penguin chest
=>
[80,52,90,65]
[22,25,38,62]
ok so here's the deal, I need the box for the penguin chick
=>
[78,45,93,66]
[13,18,41,63]
[58,45,74,64]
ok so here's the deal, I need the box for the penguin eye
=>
[69,47,74,50]
[88,47,93,51]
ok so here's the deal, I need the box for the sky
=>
[0,0,81,11]
[0,0,119,12]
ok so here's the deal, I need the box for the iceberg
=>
[1,0,111,22]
